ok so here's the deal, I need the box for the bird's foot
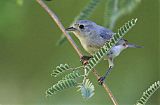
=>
[80,56,92,65]
[98,76,105,85]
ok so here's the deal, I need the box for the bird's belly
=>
[82,44,99,55]
[80,38,106,55]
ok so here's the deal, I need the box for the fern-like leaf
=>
[57,0,101,45]
[78,79,95,99]
[52,64,83,77]
[85,18,137,74]
[119,0,141,14]
[51,64,71,77]
[136,81,160,105]
[104,0,118,29]
[74,0,101,20]
[104,0,141,29]
[62,70,82,80]
[46,79,77,97]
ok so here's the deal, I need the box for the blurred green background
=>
[0,0,159,105]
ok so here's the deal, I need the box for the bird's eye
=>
[123,43,126,46]
[79,25,84,29]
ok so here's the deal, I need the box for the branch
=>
[36,0,82,57]
[36,0,118,105]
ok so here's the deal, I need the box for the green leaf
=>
[62,70,82,80]
[78,79,95,99]
[51,64,70,77]
[51,64,83,77]
[46,79,77,97]
[136,81,160,105]
[104,0,141,29]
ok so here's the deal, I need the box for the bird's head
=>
[65,20,97,39]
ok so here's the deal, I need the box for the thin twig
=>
[92,69,118,105]
[36,0,82,57]
[36,0,118,105]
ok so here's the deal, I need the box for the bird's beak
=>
[65,27,77,31]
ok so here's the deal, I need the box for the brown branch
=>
[36,0,82,57]
[36,0,118,105]
[92,69,118,105]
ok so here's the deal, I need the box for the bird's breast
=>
[80,38,101,55]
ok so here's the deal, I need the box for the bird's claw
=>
[80,56,92,65]
[98,76,105,85]
[81,60,88,65]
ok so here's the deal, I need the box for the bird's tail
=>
[128,43,144,48]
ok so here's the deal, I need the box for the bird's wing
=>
[98,26,114,41]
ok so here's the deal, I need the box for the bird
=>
[65,20,142,85]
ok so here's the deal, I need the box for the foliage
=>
[51,64,70,77]
[51,64,84,77]
[77,79,95,99]
[62,70,82,80]
[136,81,160,105]
[46,79,77,96]
[74,0,101,21]
[47,64,83,97]
[104,0,141,29]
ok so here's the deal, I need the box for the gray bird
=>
[66,20,142,85]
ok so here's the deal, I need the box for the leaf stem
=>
[36,0,118,105]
